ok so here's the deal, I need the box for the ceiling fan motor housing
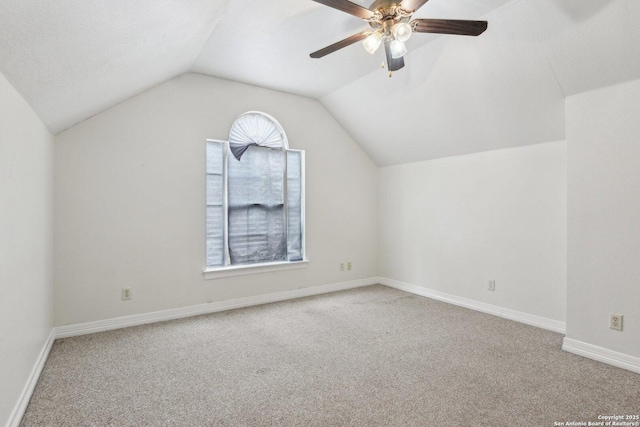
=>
[367,1,413,36]
[369,0,405,11]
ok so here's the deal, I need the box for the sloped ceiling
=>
[191,0,511,98]
[1,0,639,164]
[0,0,232,134]
[322,0,640,165]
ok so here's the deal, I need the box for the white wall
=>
[566,78,640,358]
[54,73,378,326]
[0,72,54,426]
[378,141,567,322]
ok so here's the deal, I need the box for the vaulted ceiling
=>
[1,0,639,165]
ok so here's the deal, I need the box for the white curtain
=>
[227,145,287,264]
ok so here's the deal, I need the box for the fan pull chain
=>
[381,61,392,77]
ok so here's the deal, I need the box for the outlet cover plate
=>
[610,314,623,331]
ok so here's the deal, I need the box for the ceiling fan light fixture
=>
[391,22,412,43]
[309,0,488,74]
[362,31,383,54]
[390,39,407,58]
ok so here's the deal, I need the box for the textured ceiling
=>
[322,0,640,165]
[1,0,639,164]
[191,0,511,98]
[540,0,640,97]
[0,0,231,134]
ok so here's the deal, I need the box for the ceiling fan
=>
[310,0,488,75]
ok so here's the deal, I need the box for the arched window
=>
[205,112,305,270]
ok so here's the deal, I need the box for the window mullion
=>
[223,141,230,266]
[300,151,306,261]
[283,149,289,261]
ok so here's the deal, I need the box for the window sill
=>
[203,260,309,280]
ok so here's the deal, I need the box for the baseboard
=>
[11,278,637,427]
[562,338,640,374]
[54,277,379,339]
[5,329,55,427]
[378,277,566,334]
[7,278,377,427]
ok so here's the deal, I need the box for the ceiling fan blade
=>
[310,31,371,58]
[312,0,375,19]
[411,19,488,36]
[384,39,405,72]
[400,0,430,13]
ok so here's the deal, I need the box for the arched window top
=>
[228,111,289,160]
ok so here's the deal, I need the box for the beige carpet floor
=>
[22,285,640,426]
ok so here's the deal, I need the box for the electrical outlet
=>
[347,262,352,271]
[610,314,623,331]
[340,263,345,271]
[488,280,495,291]
[122,288,132,301]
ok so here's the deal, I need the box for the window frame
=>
[203,139,307,279]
